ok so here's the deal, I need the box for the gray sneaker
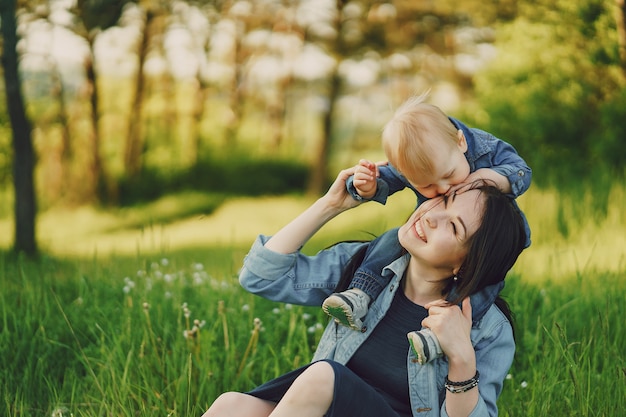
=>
[407,328,443,365]
[322,288,370,330]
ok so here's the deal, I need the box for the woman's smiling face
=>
[398,188,485,275]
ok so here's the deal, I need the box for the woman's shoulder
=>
[474,303,514,338]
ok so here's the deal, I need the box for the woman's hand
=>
[425,299,479,417]
[422,298,474,365]
[319,166,363,213]
[265,166,361,254]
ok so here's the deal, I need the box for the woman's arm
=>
[424,298,479,417]
[265,167,361,254]
[238,167,367,306]
[425,298,515,417]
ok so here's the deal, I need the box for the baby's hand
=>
[353,159,380,199]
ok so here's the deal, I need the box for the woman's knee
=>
[203,392,236,417]
[203,392,264,417]
[297,361,336,397]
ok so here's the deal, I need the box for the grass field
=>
[1,185,625,416]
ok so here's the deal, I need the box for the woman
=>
[203,166,527,417]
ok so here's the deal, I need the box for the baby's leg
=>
[323,229,403,329]
[407,328,443,365]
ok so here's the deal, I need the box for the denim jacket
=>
[347,117,532,206]
[240,235,515,417]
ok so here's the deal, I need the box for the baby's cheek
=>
[418,189,438,198]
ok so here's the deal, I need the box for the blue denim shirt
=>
[240,235,515,417]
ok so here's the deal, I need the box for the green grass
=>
[1,184,625,416]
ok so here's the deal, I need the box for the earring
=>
[453,276,458,282]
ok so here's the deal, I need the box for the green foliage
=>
[117,155,310,206]
[469,0,626,187]
[0,250,326,416]
[76,0,131,32]
[500,273,626,416]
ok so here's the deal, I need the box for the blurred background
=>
[2,3,626,416]
[1,0,625,261]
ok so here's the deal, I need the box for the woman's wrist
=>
[446,350,476,383]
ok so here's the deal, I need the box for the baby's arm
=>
[464,168,512,194]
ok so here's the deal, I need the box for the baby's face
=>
[406,141,470,198]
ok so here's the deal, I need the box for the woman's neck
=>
[402,261,450,306]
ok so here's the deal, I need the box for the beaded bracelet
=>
[444,370,480,394]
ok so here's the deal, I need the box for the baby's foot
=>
[407,328,443,365]
[322,288,370,330]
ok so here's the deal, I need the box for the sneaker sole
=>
[322,297,361,330]
[407,332,429,365]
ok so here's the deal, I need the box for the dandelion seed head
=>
[51,406,72,417]
[315,323,324,330]
[143,302,150,311]
[272,308,280,314]
[165,291,172,299]
[123,285,131,294]
[506,374,512,380]
[242,304,250,312]
[194,263,205,271]
[307,326,316,333]
[154,271,163,279]
[302,313,312,320]
[520,381,528,388]
[151,262,160,270]
[137,269,146,277]
[193,272,204,285]
[285,303,293,310]
[164,273,174,283]
[161,258,169,266]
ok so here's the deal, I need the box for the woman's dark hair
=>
[443,182,527,334]
[445,183,526,306]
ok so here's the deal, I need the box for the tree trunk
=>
[51,60,73,201]
[307,71,340,196]
[1,0,37,255]
[307,0,346,196]
[84,43,106,203]
[616,0,626,76]
[125,9,154,180]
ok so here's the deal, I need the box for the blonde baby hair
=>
[382,92,459,183]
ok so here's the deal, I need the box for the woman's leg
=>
[268,361,335,417]
[202,392,276,417]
